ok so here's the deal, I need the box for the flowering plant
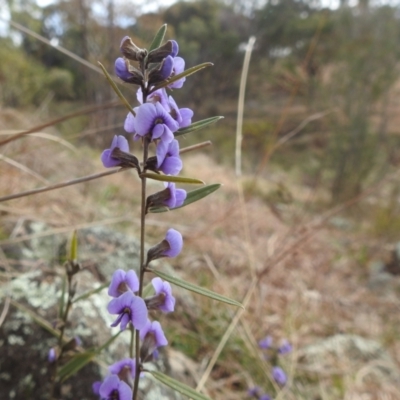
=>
[45,25,242,400]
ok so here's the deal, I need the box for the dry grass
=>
[1,108,400,399]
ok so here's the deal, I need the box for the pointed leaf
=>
[149,184,221,213]
[148,24,167,52]
[148,370,213,400]
[175,116,224,137]
[69,230,78,261]
[148,268,244,308]
[72,283,108,304]
[151,62,213,91]
[98,62,136,116]
[58,351,96,382]
[141,173,204,184]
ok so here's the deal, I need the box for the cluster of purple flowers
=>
[248,336,292,400]
[95,34,190,399]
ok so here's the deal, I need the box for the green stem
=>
[132,136,150,400]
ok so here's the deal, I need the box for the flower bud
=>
[120,36,147,61]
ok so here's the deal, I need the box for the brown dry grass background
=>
[1,106,400,399]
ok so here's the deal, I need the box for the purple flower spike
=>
[107,291,148,331]
[163,182,187,208]
[151,277,176,312]
[278,339,292,355]
[164,228,183,257]
[108,269,139,298]
[133,102,178,143]
[156,139,182,176]
[168,57,186,89]
[258,335,273,349]
[101,135,130,168]
[99,375,132,400]
[272,366,287,386]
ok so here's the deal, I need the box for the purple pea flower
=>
[163,182,187,208]
[140,320,168,360]
[247,386,261,397]
[101,135,130,168]
[108,269,139,298]
[109,358,136,377]
[145,277,176,313]
[48,348,56,363]
[131,102,178,143]
[168,57,186,89]
[168,96,193,128]
[137,87,170,110]
[278,339,292,355]
[164,228,183,257]
[145,228,183,263]
[159,55,174,80]
[115,58,133,81]
[258,335,273,349]
[156,139,182,176]
[107,291,148,331]
[272,366,287,386]
[99,375,132,400]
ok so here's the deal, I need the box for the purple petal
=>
[164,228,183,257]
[124,112,136,134]
[178,108,193,128]
[159,55,174,80]
[129,296,148,330]
[108,269,126,297]
[119,313,130,331]
[272,366,287,385]
[101,135,130,168]
[163,182,177,208]
[278,339,292,355]
[170,40,179,57]
[99,375,120,397]
[174,189,187,207]
[152,123,165,140]
[115,57,133,81]
[125,270,140,292]
[156,139,168,167]
[134,103,157,136]
[168,57,186,89]
[118,380,133,400]
[109,358,136,377]
[258,335,273,349]
[160,156,182,175]
[107,291,129,314]
[152,277,164,294]
[152,321,168,347]
[92,381,102,395]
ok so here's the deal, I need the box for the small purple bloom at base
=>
[99,375,132,400]
[272,366,287,386]
[101,135,130,168]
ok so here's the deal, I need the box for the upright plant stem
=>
[132,137,150,400]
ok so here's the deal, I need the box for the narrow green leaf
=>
[148,370,213,400]
[58,351,96,382]
[58,274,67,319]
[72,283,108,304]
[175,116,224,137]
[149,184,221,213]
[148,268,244,309]
[152,62,213,91]
[69,230,78,261]
[148,24,167,52]
[98,62,136,116]
[141,173,204,184]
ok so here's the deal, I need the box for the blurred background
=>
[1,0,400,398]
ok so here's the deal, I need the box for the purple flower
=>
[109,358,136,377]
[272,366,287,386]
[137,87,170,110]
[147,277,176,313]
[108,269,139,298]
[48,348,56,363]
[140,320,168,358]
[92,381,102,395]
[168,57,186,89]
[101,135,130,168]
[170,40,179,57]
[247,386,261,397]
[259,395,272,400]
[131,102,178,143]
[163,182,187,208]
[159,55,174,80]
[168,96,193,128]
[258,335,273,350]
[115,57,134,81]
[156,139,182,175]
[107,291,148,331]
[164,228,183,257]
[99,375,132,400]
[278,339,292,355]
